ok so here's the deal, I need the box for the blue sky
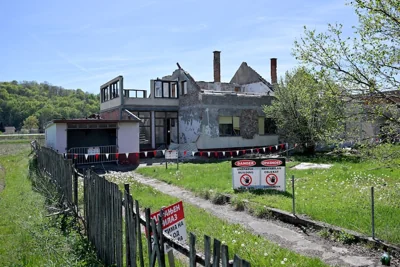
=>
[0,0,358,94]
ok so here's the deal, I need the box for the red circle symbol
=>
[266,173,278,185]
[240,174,252,186]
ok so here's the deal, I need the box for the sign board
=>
[87,147,100,155]
[150,201,187,252]
[165,150,178,160]
[232,158,286,191]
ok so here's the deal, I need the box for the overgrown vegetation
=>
[0,81,99,131]
[0,143,100,266]
[105,175,328,267]
[137,145,400,245]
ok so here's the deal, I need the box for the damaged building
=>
[100,51,279,153]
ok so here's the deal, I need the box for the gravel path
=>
[126,171,385,267]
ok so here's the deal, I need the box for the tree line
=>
[0,81,99,132]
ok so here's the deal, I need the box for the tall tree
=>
[263,67,344,152]
[23,115,39,131]
[293,0,399,128]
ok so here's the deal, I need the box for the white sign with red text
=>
[150,201,187,252]
[231,158,286,191]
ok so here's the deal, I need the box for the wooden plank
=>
[150,219,163,267]
[233,255,241,267]
[212,238,221,267]
[135,200,145,267]
[221,244,229,267]
[124,184,131,267]
[204,235,211,267]
[145,208,153,265]
[128,195,137,267]
[189,233,196,267]
[116,185,123,267]
[157,214,165,267]
[242,260,250,267]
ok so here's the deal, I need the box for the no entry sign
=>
[232,158,286,191]
[150,201,187,252]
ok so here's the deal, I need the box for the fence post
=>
[292,175,295,216]
[124,184,131,267]
[74,167,78,209]
[371,186,375,240]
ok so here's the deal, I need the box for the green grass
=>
[0,144,99,266]
[137,150,400,245]
[106,175,327,267]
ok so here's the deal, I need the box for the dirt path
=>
[129,172,384,267]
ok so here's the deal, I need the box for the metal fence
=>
[67,145,118,165]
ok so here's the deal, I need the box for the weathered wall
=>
[100,97,121,112]
[196,81,239,92]
[240,109,259,139]
[179,106,202,143]
[197,134,278,150]
[241,82,273,95]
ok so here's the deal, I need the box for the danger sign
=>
[240,174,252,186]
[232,158,286,191]
[149,201,187,252]
[266,173,278,185]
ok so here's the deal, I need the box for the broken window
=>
[181,81,187,95]
[171,83,177,98]
[155,81,162,97]
[219,116,240,136]
[163,82,170,98]
[258,117,277,134]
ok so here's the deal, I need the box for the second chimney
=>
[270,58,277,84]
[213,51,221,82]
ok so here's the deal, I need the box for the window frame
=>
[154,80,179,99]
[218,116,241,137]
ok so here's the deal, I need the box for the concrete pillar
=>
[151,111,156,149]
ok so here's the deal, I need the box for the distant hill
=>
[0,81,100,131]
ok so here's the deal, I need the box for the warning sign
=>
[240,174,252,186]
[266,173,278,185]
[232,158,286,191]
[149,201,187,252]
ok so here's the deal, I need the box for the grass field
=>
[0,143,99,266]
[137,152,400,245]
[106,175,328,267]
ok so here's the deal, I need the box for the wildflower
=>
[264,252,268,256]
[255,242,258,245]
[232,240,236,243]
[222,241,226,244]
[281,260,285,264]
[284,258,287,261]
[241,243,245,247]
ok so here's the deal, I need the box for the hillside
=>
[0,81,99,131]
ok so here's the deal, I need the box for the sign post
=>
[232,158,286,191]
[165,150,179,170]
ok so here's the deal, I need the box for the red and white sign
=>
[240,174,253,186]
[266,173,278,185]
[150,201,187,252]
[165,150,178,159]
[234,160,257,167]
[261,159,283,167]
[232,158,286,191]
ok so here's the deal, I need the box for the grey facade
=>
[99,52,279,151]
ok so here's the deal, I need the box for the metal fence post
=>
[371,186,375,240]
[292,175,296,216]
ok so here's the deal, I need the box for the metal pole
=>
[371,186,375,239]
[292,175,296,216]
[177,151,179,170]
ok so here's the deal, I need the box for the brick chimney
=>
[270,58,277,84]
[213,51,221,82]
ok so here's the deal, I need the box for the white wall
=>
[45,123,67,153]
[118,122,139,153]
[55,123,67,153]
[196,134,279,150]
[179,116,201,143]
[45,123,56,149]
